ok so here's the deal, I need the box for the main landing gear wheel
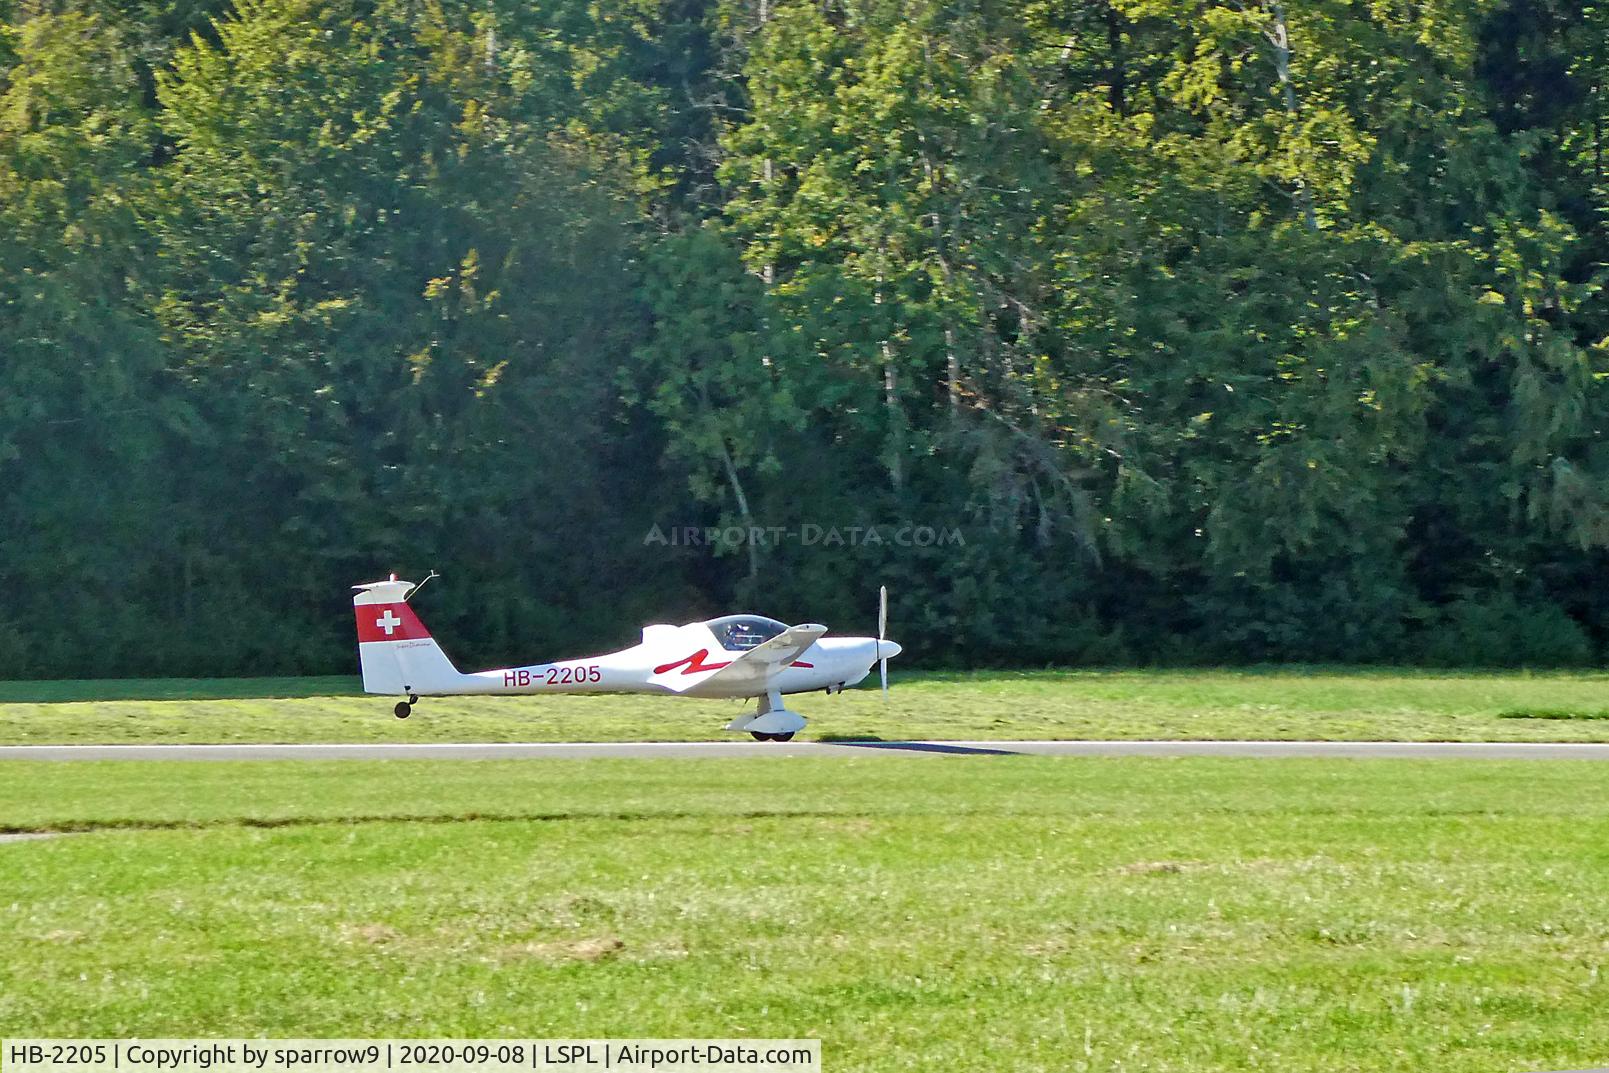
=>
[750,731,796,742]
[394,701,412,719]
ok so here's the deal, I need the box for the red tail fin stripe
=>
[355,602,431,643]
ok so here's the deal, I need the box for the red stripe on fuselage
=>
[653,648,814,675]
[653,649,730,675]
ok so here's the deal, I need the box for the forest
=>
[1,0,1606,676]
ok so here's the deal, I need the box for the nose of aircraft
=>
[878,639,903,660]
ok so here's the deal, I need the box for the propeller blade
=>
[878,583,889,700]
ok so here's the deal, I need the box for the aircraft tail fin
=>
[352,576,463,695]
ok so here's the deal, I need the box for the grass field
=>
[2,755,1607,1071]
[4,669,1609,744]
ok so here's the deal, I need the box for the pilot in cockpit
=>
[726,621,769,650]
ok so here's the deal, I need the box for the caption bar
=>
[2,1041,820,1073]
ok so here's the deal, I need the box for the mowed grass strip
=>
[6,669,1609,743]
[1,757,1607,1072]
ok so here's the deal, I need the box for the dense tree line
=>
[1,0,1606,676]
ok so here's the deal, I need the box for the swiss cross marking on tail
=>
[355,602,427,643]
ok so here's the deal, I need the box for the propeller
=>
[878,584,889,700]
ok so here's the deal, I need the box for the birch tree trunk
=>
[1266,1,1318,231]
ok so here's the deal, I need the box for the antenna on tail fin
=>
[406,570,440,601]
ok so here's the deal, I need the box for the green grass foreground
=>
[2,756,1607,1071]
[5,669,1609,743]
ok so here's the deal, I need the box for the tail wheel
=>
[394,701,412,720]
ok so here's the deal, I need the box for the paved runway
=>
[4,740,1609,760]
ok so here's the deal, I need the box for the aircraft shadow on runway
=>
[816,738,1020,756]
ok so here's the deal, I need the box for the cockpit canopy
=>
[705,615,789,652]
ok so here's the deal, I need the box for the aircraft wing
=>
[650,624,827,694]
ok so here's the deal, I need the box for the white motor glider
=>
[352,576,902,741]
